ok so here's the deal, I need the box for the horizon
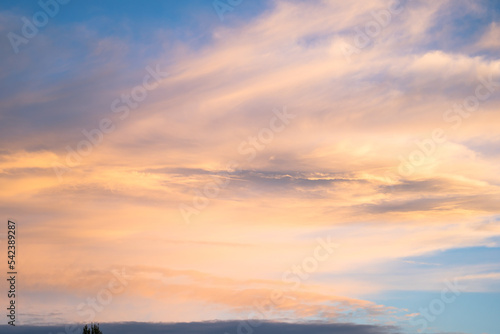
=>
[0,321,399,334]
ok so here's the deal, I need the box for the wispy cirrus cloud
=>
[1,0,500,333]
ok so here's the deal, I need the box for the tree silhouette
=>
[82,323,103,334]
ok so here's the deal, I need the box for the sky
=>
[0,0,499,334]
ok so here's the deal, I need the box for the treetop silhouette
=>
[82,323,103,334]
